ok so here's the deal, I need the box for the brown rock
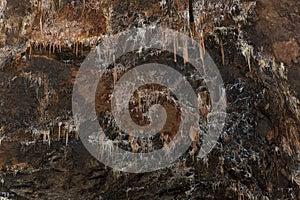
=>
[273,38,299,66]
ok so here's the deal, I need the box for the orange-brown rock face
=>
[273,38,299,66]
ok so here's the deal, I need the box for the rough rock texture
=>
[250,0,300,98]
[273,38,299,66]
[0,0,299,199]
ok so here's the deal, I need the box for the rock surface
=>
[0,0,299,199]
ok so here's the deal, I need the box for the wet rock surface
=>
[0,0,299,199]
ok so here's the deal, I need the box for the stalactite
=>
[39,42,42,52]
[173,32,177,63]
[75,41,79,57]
[183,37,188,65]
[81,0,85,17]
[39,22,43,33]
[65,128,69,146]
[118,132,122,144]
[43,131,46,144]
[188,0,195,37]
[47,130,51,146]
[29,43,32,59]
[75,129,79,140]
[34,41,38,49]
[199,31,205,69]
[39,6,43,35]
[272,56,276,72]
[43,42,47,51]
[241,42,253,72]
[36,86,39,98]
[48,43,51,56]
[58,122,62,140]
